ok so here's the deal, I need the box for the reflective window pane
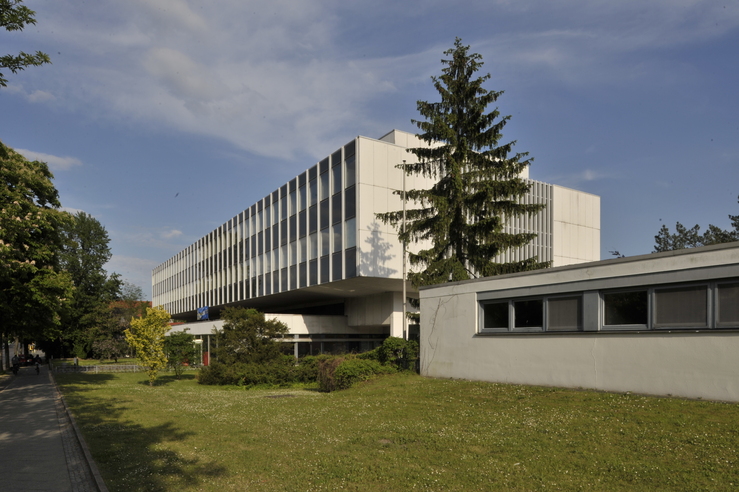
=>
[514,299,543,329]
[483,302,508,329]
[604,291,648,326]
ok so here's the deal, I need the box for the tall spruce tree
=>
[378,38,548,286]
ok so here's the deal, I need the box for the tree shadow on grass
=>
[59,378,227,491]
[134,373,198,386]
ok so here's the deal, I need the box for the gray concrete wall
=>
[420,243,739,402]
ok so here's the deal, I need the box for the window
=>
[320,172,329,201]
[332,223,342,253]
[654,285,707,328]
[345,186,356,219]
[345,155,355,188]
[332,165,342,195]
[514,299,543,330]
[717,282,739,327]
[345,218,356,249]
[345,247,356,278]
[332,252,342,281]
[547,296,582,331]
[482,302,508,330]
[332,193,342,224]
[603,290,648,327]
[320,256,329,283]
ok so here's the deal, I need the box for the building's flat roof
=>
[420,241,739,293]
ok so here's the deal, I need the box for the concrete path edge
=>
[49,372,110,492]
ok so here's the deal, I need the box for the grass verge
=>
[55,372,739,491]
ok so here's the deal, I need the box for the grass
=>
[55,372,739,491]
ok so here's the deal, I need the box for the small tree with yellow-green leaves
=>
[125,305,170,386]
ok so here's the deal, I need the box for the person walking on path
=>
[0,364,102,491]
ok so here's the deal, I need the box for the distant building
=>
[419,242,739,402]
[153,130,600,359]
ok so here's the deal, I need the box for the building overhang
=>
[171,276,415,322]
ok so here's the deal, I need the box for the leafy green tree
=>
[214,307,289,365]
[378,38,548,287]
[92,337,127,362]
[1,0,51,87]
[125,305,170,386]
[0,140,73,364]
[58,211,122,357]
[164,330,197,379]
[654,196,739,252]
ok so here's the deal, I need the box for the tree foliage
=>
[377,38,548,287]
[1,0,51,87]
[58,211,121,357]
[0,140,73,344]
[654,196,739,252]
[164,330,197,379]
[92,337,127,362]
[125,305,170,386]
[214,307,289,365]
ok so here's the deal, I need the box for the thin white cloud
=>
[61,206,85,215]
[27,90,56,103]
[15,149,83,170]
[13,0,739,162]
[543,169,613,188]
[160,229,183,239]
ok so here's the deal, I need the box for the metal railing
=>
[52,363,143,374]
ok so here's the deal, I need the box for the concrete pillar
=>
[389,291,404,338]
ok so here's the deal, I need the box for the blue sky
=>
[2,0,738,300]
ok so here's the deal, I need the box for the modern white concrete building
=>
[153,130,600,357]
[419,242,739,402]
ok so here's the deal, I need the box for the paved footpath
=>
[0,365,102,492]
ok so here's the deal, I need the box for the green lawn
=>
[55,372,739,491]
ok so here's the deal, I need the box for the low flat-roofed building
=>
[419,242,739,402]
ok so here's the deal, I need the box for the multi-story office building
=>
[153,130,600,357]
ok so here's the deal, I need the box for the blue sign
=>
[197,306,209,321]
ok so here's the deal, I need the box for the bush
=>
[198,356,299,388]
[378,337,419,371]
[317,356,395,392]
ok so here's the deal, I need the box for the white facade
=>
[419,242,739,402]
[153,130,600,352]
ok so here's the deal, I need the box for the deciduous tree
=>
[125,306,170,386]
[214,307,288,365]
[1,0,51,87]
[164,330,197,379]
[377,38,548,287]
[0,140,72,363]
[58,211,121,357]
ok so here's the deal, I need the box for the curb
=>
[49,371,110,492]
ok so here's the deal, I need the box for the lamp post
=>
[402,160,407,341]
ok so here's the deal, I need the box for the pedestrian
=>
[11,354,19,375]
[74,356,78,367]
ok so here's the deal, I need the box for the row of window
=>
[153,140,359,313]
[479,281,739,333]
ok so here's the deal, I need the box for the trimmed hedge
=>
[198,355,320,387]
[317,356,395,392]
